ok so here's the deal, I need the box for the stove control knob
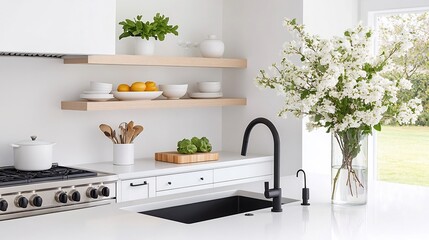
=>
[0,199,8,212]
[15,196,28,208]
[30,195,43,207]
[98,186,110,197]
[69,190,81,202]
[55,191,68,204]
[87,187,98,199]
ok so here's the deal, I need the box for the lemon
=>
[130,82,146,91]
[117,84,130,92]
[145,81,158,91]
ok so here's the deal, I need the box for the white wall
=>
[0,0,224,167]
[303,0,358,38]
[301,0,358,174]
[222,0,304,176]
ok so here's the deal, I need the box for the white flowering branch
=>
[257,19,423,200]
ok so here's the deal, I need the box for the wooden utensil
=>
[131,125,144,143]
[99,124,116,143]
[127,121,134,133]
[124,121,135,144]
[125,128,135,144]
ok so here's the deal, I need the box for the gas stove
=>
[0,164,117,221]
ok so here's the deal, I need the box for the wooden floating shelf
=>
[63,55,247,68]
[61,98,247,111]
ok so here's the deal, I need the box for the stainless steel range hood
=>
[0,0,116,58]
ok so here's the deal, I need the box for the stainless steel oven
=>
[0,164,117,221]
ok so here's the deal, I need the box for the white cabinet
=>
[78,154,274,203]
[155,170,213,196]
[116,161,273,201]
[119,177,155,202]
[156,170,213,191]
[214,162,272,183]
[0,0,116,55]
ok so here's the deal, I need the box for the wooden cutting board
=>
[155,151,219,164]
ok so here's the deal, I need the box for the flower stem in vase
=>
[331,129,368,205]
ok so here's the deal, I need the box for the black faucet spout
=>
[241,117,282,212]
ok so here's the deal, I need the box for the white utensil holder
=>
[113,144,134,165]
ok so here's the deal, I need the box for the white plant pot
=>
[199,35,225,58]
[135,38,155,56]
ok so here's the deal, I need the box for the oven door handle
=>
[130,181,147,187]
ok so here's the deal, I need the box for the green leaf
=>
[314,114,322,122]
[373,123,382,131]
[136,21,143,31]
[119,13,179,41]
[119,32,131,40]
[158,33,165,41]
[125,19,135,27]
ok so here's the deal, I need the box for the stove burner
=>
[0,163,97,187]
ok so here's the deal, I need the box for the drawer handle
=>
[200,177,204,180]
[167,182,172,185]
[130,181,147,187]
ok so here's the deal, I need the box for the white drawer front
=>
[156,170,213,191]
[214,162,273,183]
[121,178,154,202]
[156,184,213,197]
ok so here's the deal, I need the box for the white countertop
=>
[1,174,428,240]
[74,151,273,179]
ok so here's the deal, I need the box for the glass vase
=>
[331,130,368,205]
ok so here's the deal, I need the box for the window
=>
[373,10,429,186]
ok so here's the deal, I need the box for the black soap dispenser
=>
[296,169,310,206]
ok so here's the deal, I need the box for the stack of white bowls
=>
[80,82,114,101]
[190,82,223,99]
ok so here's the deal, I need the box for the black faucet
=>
[241,117,282,212]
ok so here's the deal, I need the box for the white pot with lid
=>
[11,136,56,171]
[199,35,225,58]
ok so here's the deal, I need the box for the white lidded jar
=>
[199,35,224,58]
[11,136,56,171]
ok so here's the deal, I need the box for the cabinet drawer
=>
[213,162,272,183]
[156,170,213,191]
[121,178,155,202]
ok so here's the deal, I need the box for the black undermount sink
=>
[140,195,297,224]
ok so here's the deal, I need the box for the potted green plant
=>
[119,13,179,55]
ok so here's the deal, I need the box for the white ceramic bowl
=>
[197,81,221,93]
[159,84,188,100]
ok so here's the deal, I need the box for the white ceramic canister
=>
[113,144,134,165]
[199,35,225,58]
[135,38,155,56]
[11,136,56,171]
